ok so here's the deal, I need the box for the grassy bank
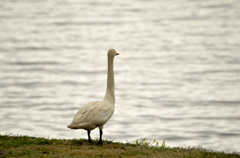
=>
[0,135,239,158]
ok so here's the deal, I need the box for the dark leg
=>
[87,130,92,143]
[98,129,103,144]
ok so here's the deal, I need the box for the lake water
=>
[0,0,240,153]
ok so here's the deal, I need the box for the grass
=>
[0,135,239,158]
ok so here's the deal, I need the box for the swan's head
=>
[108,49,119,57]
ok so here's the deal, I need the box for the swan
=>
[67,49,119,144]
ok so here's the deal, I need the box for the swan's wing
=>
[71,101,98,123]
[68,101,114,129]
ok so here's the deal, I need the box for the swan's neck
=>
[104,56,115,105]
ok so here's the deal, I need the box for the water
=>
[1,0,240,153]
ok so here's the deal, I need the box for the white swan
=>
[67,49,119,144]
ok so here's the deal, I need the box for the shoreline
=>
[1,135,239,157]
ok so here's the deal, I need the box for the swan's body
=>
[67,100,114,130]
[67,49,119,143]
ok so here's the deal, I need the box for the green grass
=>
[0,135,239,158]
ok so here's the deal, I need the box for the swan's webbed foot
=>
[88,139,93,143]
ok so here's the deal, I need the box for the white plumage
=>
[67,49,119,144]
[67,101,114,130]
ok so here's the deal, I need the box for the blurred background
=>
[0,0,240,153]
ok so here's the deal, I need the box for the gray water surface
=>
[0,0,240,153]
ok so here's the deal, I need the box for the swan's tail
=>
[67,122,91,129]
[67,123,77,129]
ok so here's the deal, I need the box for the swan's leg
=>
[87,130,92,143]
[98,129,103,144]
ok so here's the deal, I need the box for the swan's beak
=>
[116,52,119,55]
